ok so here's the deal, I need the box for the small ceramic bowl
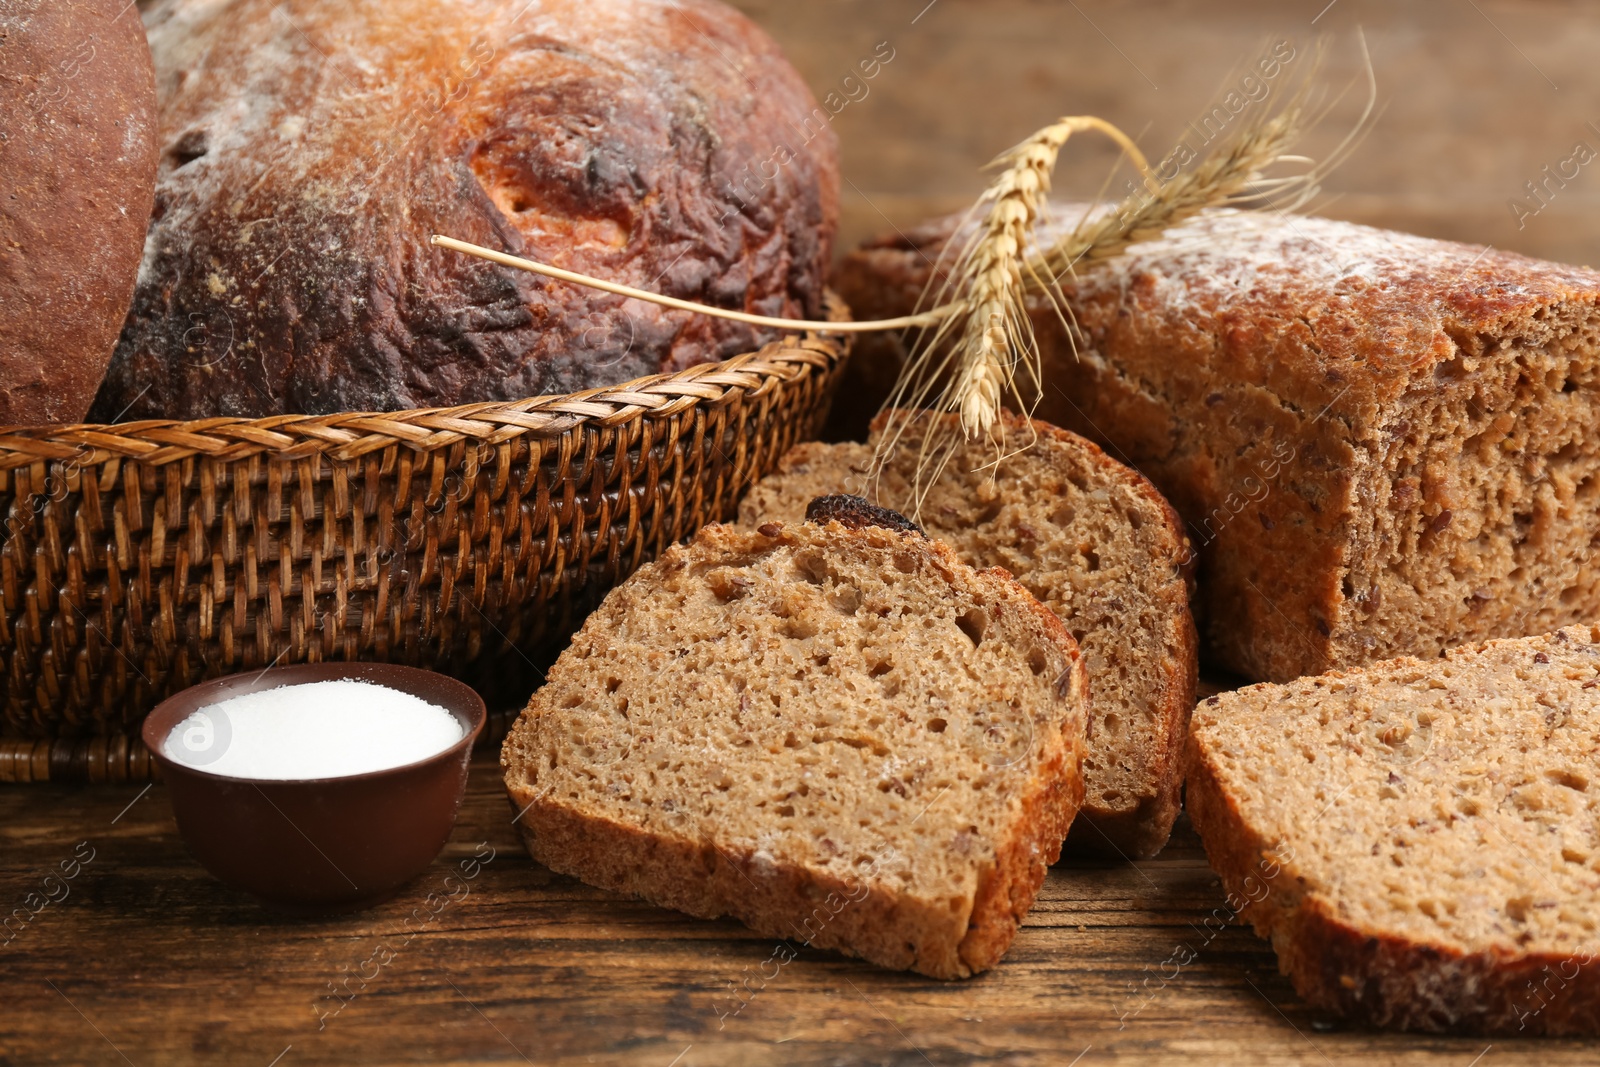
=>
[142,662,486,915]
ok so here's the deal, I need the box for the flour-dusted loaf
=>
[836,208,1600,682]
[93,0,838,420]
[502,517,1088,979]
[739,411,1197,858]
[0,0,157,423]
[1188,627,1600,1034]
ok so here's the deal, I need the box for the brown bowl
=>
[141,662,486,915]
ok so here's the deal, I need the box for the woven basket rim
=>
[0,292,850,469]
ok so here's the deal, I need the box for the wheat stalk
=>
[874,117,1164,511]
[1035,41,1377,286]
[894,106,1315,460]
[428,235,951,333]
[432,38,1376,520]
[877,40,1376,510]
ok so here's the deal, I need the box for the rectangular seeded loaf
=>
[836,208,1600,682]
[1187,627,1600,1034]
[738,410,1197,858]
[502,515,1088,979]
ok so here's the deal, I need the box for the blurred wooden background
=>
[729,0,1600,272]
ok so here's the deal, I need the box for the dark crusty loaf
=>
[93,0,838,420]
[835,207,1600,683]
[738,411,1196,858]
[1187,627,1600,1034]
[0,0,158,424]
[502,518,1088,979]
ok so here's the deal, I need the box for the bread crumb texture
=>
[1188,626,1600,1034]
[502,520,1087,978]
[739,411,1196,857]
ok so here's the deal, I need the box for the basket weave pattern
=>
[0,324,847,783]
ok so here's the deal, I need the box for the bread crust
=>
[95,0,838,419]
[956,605,1085,972]
[955,557,1088,973]
[1009,417,1196,860]
[1186,632,1600,1035]
[504,519,1087,979]
[0,0,158,423]
[835,208,1600,683]
[1189,732,1600,1034]
[509,788,980,979]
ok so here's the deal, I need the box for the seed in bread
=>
[739,411,1197,858]
[1187,627,1600,1034]
[501,518,1088,979]
[803,493,926,535]
[835,206,1600,683]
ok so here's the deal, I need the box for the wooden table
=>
[2,756,1594,1066]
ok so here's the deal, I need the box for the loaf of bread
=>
[1187,626,1600,1034]
[835,208,1600,683]
[0,0,157,424]
[92,0,838,420]
[738,411,1196,858]
[502,515,1088,979]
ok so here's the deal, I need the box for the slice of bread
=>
[738,411,1197,858]
[502,515,1088,979]
[1187,627,1600,1034]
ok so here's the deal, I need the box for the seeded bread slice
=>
[1187,626,1600,1034]
[502,518,1088,979]
[738,411,1197,858]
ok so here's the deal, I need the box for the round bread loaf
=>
[90,0,840,421]
[0,0,158,424]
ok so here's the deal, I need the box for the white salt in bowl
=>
[142,662,486,914]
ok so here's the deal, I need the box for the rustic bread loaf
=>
[502,517,1088,979]
[738,411,1197,857]
[0,0,157,424]
[1187,626,1600,1034]
[92,0,838,420]
[834,207,1600,683]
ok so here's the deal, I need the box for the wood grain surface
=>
[8,3,1600,1064]
[5,756,1595,1067]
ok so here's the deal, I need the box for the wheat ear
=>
[873,117,1158,512]
[946,118,1152,439]
[880,41,1378,511]
[881,106,1308,506]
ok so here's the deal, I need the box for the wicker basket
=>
[0,304,850,784]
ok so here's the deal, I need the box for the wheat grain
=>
[873,116,1162,510]
[947,118,1154,439]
